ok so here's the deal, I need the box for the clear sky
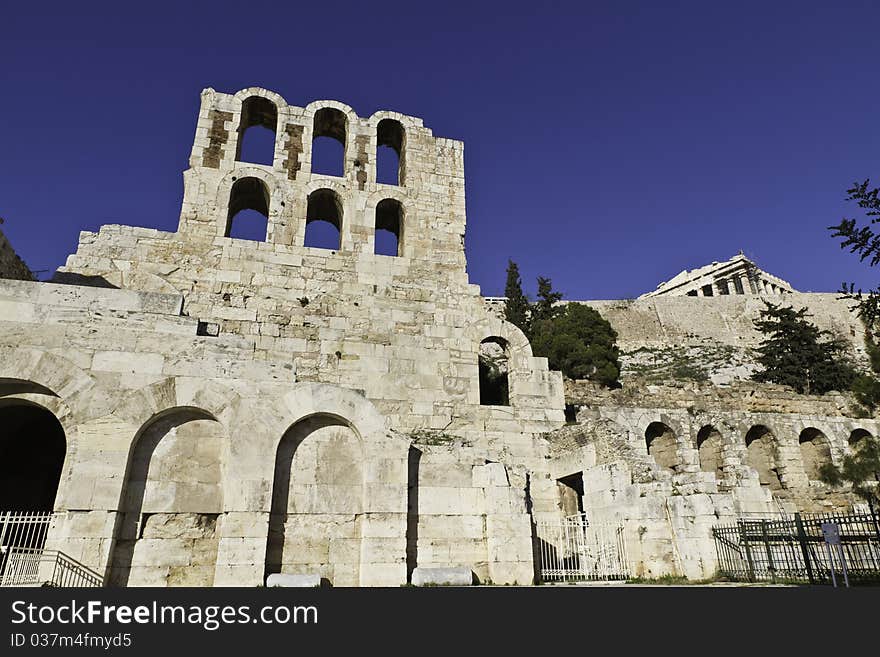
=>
[1,0,878,300]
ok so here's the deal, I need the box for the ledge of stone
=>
[266,573,322,588]
[411,567,473,586]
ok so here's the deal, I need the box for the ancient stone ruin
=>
[0,87,874,586]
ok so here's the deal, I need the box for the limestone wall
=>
[579,294,864,383]
[0,228,33,281]
[541,378,877,578]
[0,88,566,587]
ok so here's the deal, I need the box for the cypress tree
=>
[503,259,531,335]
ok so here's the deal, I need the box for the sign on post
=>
[821,522,849,588]
[821,522,840,545]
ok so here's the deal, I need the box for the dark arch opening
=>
[312,108,347,177]
[745,425,782,490]
[375,198,402,256]
[847,429,880,483]
[849,428,873,448]
[305,189,342,250]
[0,404,66,511]
[479,337,509,406]
[377,119,405,186]
[236,96,278,166]
[798,427,832,481]
[645,422,679,472]
[226,177,269,241]
[696,425,723,480]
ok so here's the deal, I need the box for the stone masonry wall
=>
[541,378,876,578]
[0,88,564,587]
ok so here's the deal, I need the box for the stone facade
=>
[0,86,873,586]
[1,87,562,587]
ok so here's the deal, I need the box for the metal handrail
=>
[1,548,103,588]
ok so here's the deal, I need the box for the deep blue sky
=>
[1,1,878,299]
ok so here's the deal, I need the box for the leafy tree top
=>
[820,433,880,510]
[531,303,621,387]
[830,179,880,328]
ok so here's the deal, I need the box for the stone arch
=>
[745,425,782,490]
[226,176,270,241]
[465,317,534,361]
[305,188,343,250]
[374,198,404,256]
[696,424,724,480]
[235,95,278,166]
[464,317,536,407]
[232,87,289,111]
[376,118,406,186]
[266,413,364,586]
[0,352,98,511]
[255,383,410,587]
[308,103,350,177]
[798,427,832,481]
[215,167,280,240]
[479,336,510,406]
[0,348,97,423]
[110,406,226,587]
[645,421,680,472]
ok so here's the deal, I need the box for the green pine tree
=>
[751,301,856,395]
[530,303,621,387]
[530,276,563,326]
[503,259,530,336]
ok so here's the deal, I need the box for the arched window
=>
[305,189,342,250]
[479,337,509,406]
[377,119,405,186]
[696,425,723,480]
[745,425,782,490]
[226,177,269,241]
[645,422,679,472]
[236,96,278,166]
[312,108,347,177]
[798,427,832,481]
[375,198,402,256]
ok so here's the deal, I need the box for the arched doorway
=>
[266,414,363,586]
[479,337,510,406]
[0,403,66,512]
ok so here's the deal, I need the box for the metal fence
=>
[0,511,53,577]
[1,549,103,588]
[534,513,629,582]
[714,512,880,584]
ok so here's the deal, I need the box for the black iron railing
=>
[714,512,880,584]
